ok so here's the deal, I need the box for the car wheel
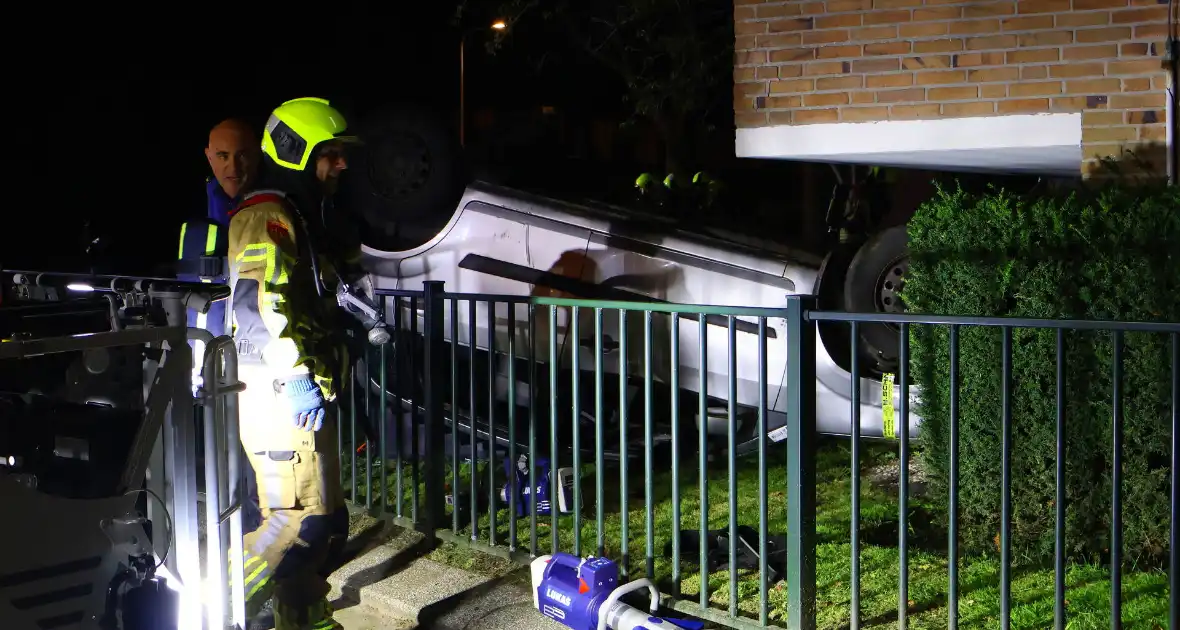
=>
[843,224,909,369]
[343,104,469,252]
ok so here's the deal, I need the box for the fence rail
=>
[339,282,1180,630]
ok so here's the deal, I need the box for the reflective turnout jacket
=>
[227,190,348,398]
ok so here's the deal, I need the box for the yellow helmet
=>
[262,97,355,171]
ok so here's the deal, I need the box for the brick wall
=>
[734,0,1175,175]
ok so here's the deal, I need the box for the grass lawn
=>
[346,436,1171,629]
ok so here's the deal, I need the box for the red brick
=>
[852,25,900,39]
[1111,6,1169,22]
[951,19,1002,34]
[1056,12,1111,27]
[981,84,1009,97]
[954,51,1007,65]
[969,67,1020,81]
[794,109,840,123]
[1139,125,1167,141]
[757,33,804,47]
[875,0,925,7]
[826,0,872,11]
[1007,48,1060,62]
[736,112,769,127]
[757,3,804,18]
[1049,62,1105,77]
[736,35,759,50]
[803,30,852,44]
[875,87,926,102]
[1002,15,1055,30]
[802,2,826,14]
[998,98,1051,112]
[967,34,1019,49]
[1108,59,1165,74]
[1075,27,1132,42]
[867,73,916,87]
[1109,92,1166,107]
[779,64,804,78]
[1082,126,1139,142]
[1010,81,1064,96]
[864,10,913,24]
[1134,23,1168,37]
[805,92,851,106]
[904,55,954,68]
[803,61,848,75]
[1065,78,1122,92]
[901,22,950,37]
[769,18,817,32]
[736,21,769,35]
[964,1,1017,17]
[866,41,913,55]
[1018,31,1074,46]
[1052,96,1095,109]
[735,82,769,97]
[1122,77,1153,91]
[817,44,864,58]
[765,95,804,108]
[1062,44,1119,59]
[841,106,892,120]
[817,75,864,89]
[930,85,980,99]
[1084,110,1126,125]
[767,111,794,125]
[1022,65,1050,79]
[944,101,998,115]
[816,13,863,29]
[891,104,943,117]
[914,6,962,20]
[852,91,878,103]
[755,66,780,79]
[736,50,767,65]
[1017,0,1069,12]
[770,78,817,93]
[914,38,964,52]
[1126,110,1166,124]
[735,67,758,82]
[1073,0,1128,8]
[854,57,904,72]
[769,48,817,63]
[916,69,968,83]
[736,6,757,21]
[1120,42,1150,56]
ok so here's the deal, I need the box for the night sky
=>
[11,2,626,276]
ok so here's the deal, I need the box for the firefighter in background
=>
[228,97,359,629]
[177,119,264,534]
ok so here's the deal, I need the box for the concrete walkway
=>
[326,513,567,630]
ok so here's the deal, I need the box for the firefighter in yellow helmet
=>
[228,97,359,629]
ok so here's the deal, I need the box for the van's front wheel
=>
[843,224,909,371]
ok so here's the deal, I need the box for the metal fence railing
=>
[339,282,1180,630]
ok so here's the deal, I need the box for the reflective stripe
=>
[178,223,188,259]
[236,243,288,286]
[241,552,271,601]
[205,224,219,255]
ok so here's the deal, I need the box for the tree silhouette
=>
[458,0,733,176]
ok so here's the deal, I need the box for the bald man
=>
[178,119,265,534]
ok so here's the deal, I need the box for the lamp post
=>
[460,19,507,147]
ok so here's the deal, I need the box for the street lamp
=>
[460,19,508,147]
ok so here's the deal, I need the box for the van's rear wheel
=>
[844,225,908,369]
[344,104,469,252]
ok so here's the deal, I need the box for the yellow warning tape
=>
[881,373,896,439]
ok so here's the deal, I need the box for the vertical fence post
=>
[421,281,447,533]
[785,295,818,630]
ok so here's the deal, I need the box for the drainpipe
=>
[1168,7,1178,184]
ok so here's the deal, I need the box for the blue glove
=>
[285,377,326,432]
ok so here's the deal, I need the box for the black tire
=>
[843,225,909,365]
[344,104,469,253]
